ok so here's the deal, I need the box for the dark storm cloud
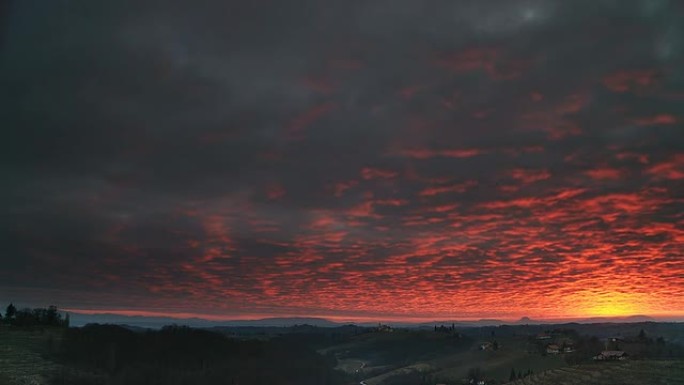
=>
[2,0,683,319]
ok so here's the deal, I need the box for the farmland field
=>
[507,360,684,385]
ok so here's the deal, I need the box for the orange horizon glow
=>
[64,307,684,324]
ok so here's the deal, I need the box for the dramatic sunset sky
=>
[2,0,683,322]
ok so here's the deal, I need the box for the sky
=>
[1,0,683,322]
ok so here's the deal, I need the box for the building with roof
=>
[593,350,628,361]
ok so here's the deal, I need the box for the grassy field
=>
[506,360,684,385]
[0,326,63,385]
[327,332,569,384]
[322,329,475,383]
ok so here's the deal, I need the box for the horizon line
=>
[63,308,684,325]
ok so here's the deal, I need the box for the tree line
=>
[2,303,70,328]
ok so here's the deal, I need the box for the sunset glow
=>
[2,0,683,323]
[571,291,645,318]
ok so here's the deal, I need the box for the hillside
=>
[0,326,63,385]
[506,360,684,385]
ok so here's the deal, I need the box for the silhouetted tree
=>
[639,329,646,340]
[2,304,66,327]
[14,308,37,326]
[46,305,58,324]
[5,303,16,320]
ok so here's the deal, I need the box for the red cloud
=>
[427,203,459,213]
[331,180,359,197]
[584,168,624,180]
[436,47,498,74]
[419,180,478,197]
[266,183,286,200]
[632,114,678,126]
[518,93,588,140]
[602,69,659,93]
[361,167,399,180]
[646,155,684,180]
[435,47,534,80]
[287,102,337,139]
[398,148,483,159]
[510,169,551,184]
[374,199,409,206]
[616,152,649,164]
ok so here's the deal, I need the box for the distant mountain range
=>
[427,315,660,327]
[69,314,346,329]
[69,312,667,329]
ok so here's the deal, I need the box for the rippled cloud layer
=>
[2,0,683,320]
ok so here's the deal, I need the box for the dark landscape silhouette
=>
[1,303,683,385]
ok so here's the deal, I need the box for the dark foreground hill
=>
[56,324,346,385]
[0,326,63,385]
[0,324,346,385]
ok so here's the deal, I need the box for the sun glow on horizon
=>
[567,290,651,318]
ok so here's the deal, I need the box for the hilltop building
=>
[593,351,628,361]
[536,333,551,340]
[376,323,393,333]
[546,344,561,354]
